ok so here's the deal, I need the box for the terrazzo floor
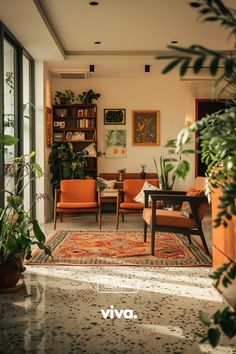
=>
[1,212,236,354]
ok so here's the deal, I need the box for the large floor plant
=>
[0,151,51,288]
[157,0,236,348]
[49,142,88,189]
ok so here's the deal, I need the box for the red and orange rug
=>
[29,230,212,267]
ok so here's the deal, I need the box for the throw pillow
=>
[181,187,204,218]
[96,177,116,191]
[133,181,159,203]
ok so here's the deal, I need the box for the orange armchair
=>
[143,177,210,256]
[54,179,101,230]
[116,179,159,229]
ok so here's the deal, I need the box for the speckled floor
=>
[1,212,236,354]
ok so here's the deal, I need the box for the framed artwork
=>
[132,110,160,146]
[104,109,126,125]
[45,107,52,147]
[105,129,127,158]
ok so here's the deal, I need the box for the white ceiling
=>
[0,0,235,77]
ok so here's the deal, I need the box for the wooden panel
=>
[99,173,158,180]
[212,245,231,270]
[213,246,236,307]
[212,188,236,262]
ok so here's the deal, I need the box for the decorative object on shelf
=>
[66,131,73,141]
[140,164,147,179]
[71,132,85,141]
[55,108,68,117]
[79,89,101,105]
[54,121,65,128]
[104,109,126,125]
[45,107,52,147]
[105,129,127,158]
[54,90,77,105]
[117,168,126,182]
[54,132,64,142]
[132,110,160,146]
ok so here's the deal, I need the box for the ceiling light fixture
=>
[89,1,99,5]
[145,65,150,73]
[89,65,95,73]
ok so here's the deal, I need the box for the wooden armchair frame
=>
[54,185,101,230]
[143,190,210,256]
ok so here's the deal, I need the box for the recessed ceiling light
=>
[89,1,99,5]
[171,40,178,44]
[94,41,101,44]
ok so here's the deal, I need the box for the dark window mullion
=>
[29,59,35,218]
[0,25,4,208]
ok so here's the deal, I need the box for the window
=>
[0,23,35,213]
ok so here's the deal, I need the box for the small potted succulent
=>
[117,168,126,182]
[79,89,101,105]
[140,164,147,179]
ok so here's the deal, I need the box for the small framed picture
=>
[132,110,160,146]
[104,109,126,125]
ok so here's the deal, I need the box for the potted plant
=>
[140,164,147,179]
[153,155,187,191]
[117,168,126,182]
[54,90,77,105]
[49,142,89,189]
[78,89,101,105]
[0,152,51,289]
[158,0,236,347]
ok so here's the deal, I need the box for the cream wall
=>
[35,61,53,223]
[52,74,213,190]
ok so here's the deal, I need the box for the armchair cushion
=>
[133,181,159,203]
[57,202,98,209]
[181,187,204,218]
[120,202,145,210]
[143,208,197,228]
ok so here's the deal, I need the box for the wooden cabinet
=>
[52,104,98,178]
[212,187,236,307]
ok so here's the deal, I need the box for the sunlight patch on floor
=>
[141,324,188,339]
[27,265,222,302]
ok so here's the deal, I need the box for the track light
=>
[89,65,95,73]
[145,65,150,73]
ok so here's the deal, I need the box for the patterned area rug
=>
[28,230,212,267]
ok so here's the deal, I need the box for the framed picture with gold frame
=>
[132,110,160,146]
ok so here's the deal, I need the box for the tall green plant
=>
[49,142,88,188]
[157,0,236,348]
[153,155,190,190]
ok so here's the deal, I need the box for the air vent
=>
[52,70,91,79]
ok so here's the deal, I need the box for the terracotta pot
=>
[0,253,25,289]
